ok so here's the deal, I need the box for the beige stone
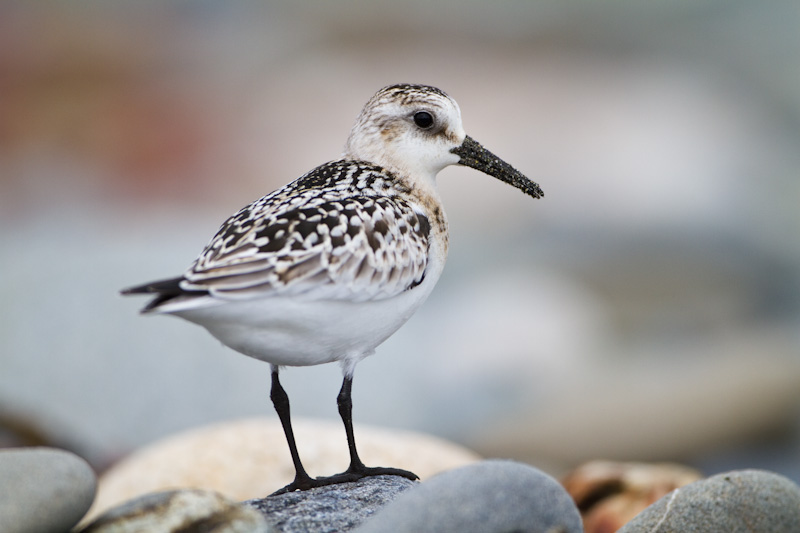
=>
[471,344,800,465]
[562,460,702,533]
[80,489,268,533]
[85,417,480,522]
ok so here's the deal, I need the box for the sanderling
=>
[122,83,543,494]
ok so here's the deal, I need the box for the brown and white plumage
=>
[122,83,543,493]
[148,160,432,307]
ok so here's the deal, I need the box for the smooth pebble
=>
[618,469,800,532]
[0,447,97,533]
[353,459,583,533]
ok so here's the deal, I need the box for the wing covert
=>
[182,195,430,302]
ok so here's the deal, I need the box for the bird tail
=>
[121,277,208,313]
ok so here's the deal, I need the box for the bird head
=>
[343,84,543,199]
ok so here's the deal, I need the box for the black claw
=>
[270,472,317,495]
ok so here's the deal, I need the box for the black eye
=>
[413,111,434,129]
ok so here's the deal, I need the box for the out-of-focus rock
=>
[86,417,480,522]
[0,447,97,533]
[617,469,800,533]
[80,489,269,533]
[353,460,583,533]
[471,341,800,465]
[562,460,702,533]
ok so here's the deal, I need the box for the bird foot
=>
[271,465,418,496]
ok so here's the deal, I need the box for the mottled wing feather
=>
[180,161,430,302]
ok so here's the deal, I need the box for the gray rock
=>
[80,489,269,533]
[618,469,800,532]
[246,475,416,533]
[354,459,583,533]
[0,447,97,533]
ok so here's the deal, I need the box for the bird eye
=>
[413,111,434,129]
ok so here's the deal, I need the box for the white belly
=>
[171,259,442,369]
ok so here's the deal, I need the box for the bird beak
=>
[450,135,543,199]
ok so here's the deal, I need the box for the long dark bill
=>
[450,135,543,199]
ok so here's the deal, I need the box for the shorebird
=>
[122,83,543,494]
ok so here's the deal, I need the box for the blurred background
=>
[1,1,799,482]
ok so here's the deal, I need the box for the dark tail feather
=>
[121,277,208,312]
[121,277,185,296]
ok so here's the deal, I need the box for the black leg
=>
[335,373,419,481]
[270,369,418,496]
[270,367,315,495]
[337,375,367,472]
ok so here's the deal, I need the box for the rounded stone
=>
[80,489,270,533]
[0,447,97,533]
[618,469,800,532]
[353,459,583,533]
[89,417,479,521]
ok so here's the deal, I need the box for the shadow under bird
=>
[122,83,543,494]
